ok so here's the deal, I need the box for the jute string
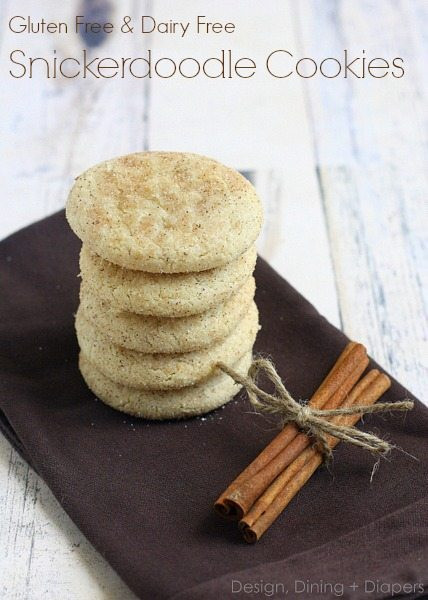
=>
[217,357,414,461]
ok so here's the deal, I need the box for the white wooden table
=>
[1,1,427,598]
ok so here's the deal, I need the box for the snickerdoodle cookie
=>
[78,276,255,353]
[79,243,257,317]
[75,302,259,390]
[66,152,263,273]
[79,351,252,419]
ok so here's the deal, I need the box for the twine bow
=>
[217,357,414,461]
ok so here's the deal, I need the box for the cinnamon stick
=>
[240,369,379,532]
[214,342,368,520]
[239,371,391,543]
[214,342,362,518]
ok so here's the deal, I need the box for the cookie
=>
[78,276,255,353]
[66,152,263,273]
[79,351,252,419]
[75,302,259,390]
[79,244,257,317]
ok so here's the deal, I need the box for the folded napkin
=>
[0,212,427,600]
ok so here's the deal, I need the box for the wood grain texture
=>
[0,0,427,598]
[0,0,149,239]
[295,0,428,399]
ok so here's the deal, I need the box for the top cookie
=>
[66,152,263,273]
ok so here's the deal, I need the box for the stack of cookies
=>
[66,152,263,419]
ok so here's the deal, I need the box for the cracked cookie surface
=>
[79,243,257,317]
[79,351,252,419]
[66,152,263,273]
[75,302,259,390]
[78,276,255,353]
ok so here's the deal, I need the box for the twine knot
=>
[294,405,313,428]
[217,357,414,462]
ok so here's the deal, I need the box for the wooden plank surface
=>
[0,0,427,598]
[295,0,428,399]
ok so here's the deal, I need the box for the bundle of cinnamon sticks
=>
[214,342,392,543]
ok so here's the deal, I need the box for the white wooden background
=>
[0,1,427,598]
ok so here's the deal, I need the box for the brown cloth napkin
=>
[0,211,427,600]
